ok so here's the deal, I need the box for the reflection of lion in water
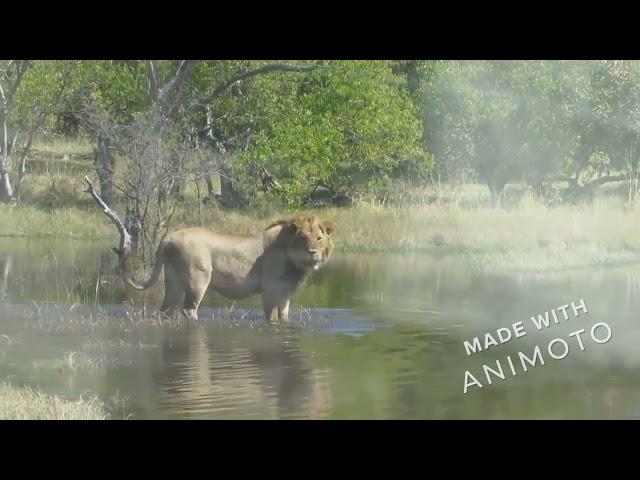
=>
[125,215,335,321]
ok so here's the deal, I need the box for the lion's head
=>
[265,215,335,271]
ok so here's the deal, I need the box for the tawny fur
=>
[125,215,335,321]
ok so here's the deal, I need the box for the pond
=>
[1,238,640,419]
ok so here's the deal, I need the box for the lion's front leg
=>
[262,292,290,322]
[277,299,290,321]
[262,298,279,322]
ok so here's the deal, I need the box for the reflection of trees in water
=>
[0,240,128,305]
[0,254,11,302]
[303,253,475,311]
[623,269,640,317]
[155,325,332,419]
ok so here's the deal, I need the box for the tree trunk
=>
[0,119,14,203]
[0,254,11,302]
[0,152,13,203]
[93,136,115,207]
[83,176,133,276]
[486,179,506,207]
[405,60,420,96]
[0,171,13,203]
[124,208,143,254]
[220,173,236,205]
[205,174,215,199]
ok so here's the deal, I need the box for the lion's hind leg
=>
[161,264,184,318]
[182,268,212,322]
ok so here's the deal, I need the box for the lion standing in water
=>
[125,215,335,321]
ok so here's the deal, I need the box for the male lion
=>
[125,215,335,322]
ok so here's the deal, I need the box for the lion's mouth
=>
[309,255,323,270]
[297,249,324,271]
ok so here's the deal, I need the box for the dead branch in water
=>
[82,175,132,273]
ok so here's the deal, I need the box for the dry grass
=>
[31,137,94,156]
[0,383,108,420]
[0,204,110,238]
[5,139,640,271]
[180,193,640,250]
[31,351,114,373]
[5,188,640,272]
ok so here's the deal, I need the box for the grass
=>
[31,350,115,373]
[4,139,640,272]
[0,383,108,420]
[31,137,94,156]
[165,195,640,272]
[0,204,111,238]
[5,195,640,273]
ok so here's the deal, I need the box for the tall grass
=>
[31,137,93,156]
[5,139,640,271]
[175,194,640,251]
[0,383,108,420]
[0,204,112,238]
[6,182,640,256]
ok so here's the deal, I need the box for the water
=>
[1,238,640,419]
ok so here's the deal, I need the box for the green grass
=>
[5,140,640,272]
[31,351,115,373]
[0,383,108,420]
[31,137,94,156]
[0,204,111,238]
[6,187,640,273]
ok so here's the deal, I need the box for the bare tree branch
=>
[191,63,326,113]
[157,60,199,110]
[83,175,132,270]
[543,173,627,189]
[590,174,627,187]
[2,61,31,108]
[146,61,159,103]
[545,175,577,186]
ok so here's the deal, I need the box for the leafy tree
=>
[232,60,431,207]
[556,61,640,199]
[423,61,580,203]
[421,60,640,204]
[1,60,82,203]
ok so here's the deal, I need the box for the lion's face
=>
[283,216,335,271]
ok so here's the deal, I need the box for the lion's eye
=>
[317,236,322,241]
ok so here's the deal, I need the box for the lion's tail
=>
[124,242,165,291]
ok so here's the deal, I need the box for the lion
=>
[124,215,335,322]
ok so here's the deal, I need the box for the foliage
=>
[231,61,431,206]
[10,60,640,211]
[421,60,640,201]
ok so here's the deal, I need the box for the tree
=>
[552,61,640,201]
[180,60,326,205]
[422,61,577,204]
[82,60,329,265]
[0,61,30,202]
[232,60,430,206]
[8,61,81,202]
[1,61,83,204]
[79,61,198,259]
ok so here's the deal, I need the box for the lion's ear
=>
[265,219,288,231]
[321,221,335,236]
[291,216,305,230]
[264,219,297,247]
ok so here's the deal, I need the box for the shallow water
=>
[1,238,640,419]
